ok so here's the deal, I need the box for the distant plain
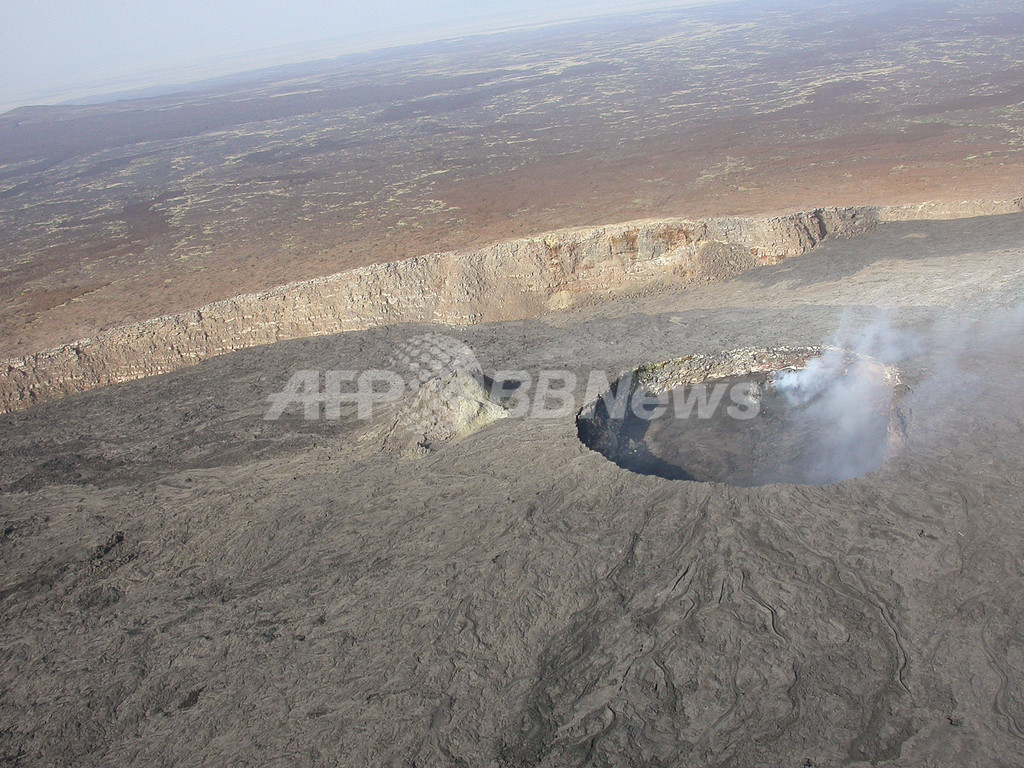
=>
[2,0,1023,356]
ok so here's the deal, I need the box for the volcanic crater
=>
[577,347,906,486]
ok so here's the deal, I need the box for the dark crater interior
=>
[577,348,904,487]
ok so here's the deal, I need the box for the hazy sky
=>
[0,0,734,112]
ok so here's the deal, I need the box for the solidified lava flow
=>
[578,349,902,487]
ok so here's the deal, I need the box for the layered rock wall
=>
[3,200,1021,412]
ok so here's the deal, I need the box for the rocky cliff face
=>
[2,200,1022,413]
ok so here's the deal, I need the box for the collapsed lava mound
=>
[578,347,906,487]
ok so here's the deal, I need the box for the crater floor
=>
[3,213,1024,766]
[579,364,899,487]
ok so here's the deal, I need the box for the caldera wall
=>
[2,200,1021,413]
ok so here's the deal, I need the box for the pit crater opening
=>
[577,347,907,487]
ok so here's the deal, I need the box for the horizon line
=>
[0,0,740,116]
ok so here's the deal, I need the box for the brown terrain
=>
[1,0,1023,359]
[5,2,1024,766]
[3,211,1024,766]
